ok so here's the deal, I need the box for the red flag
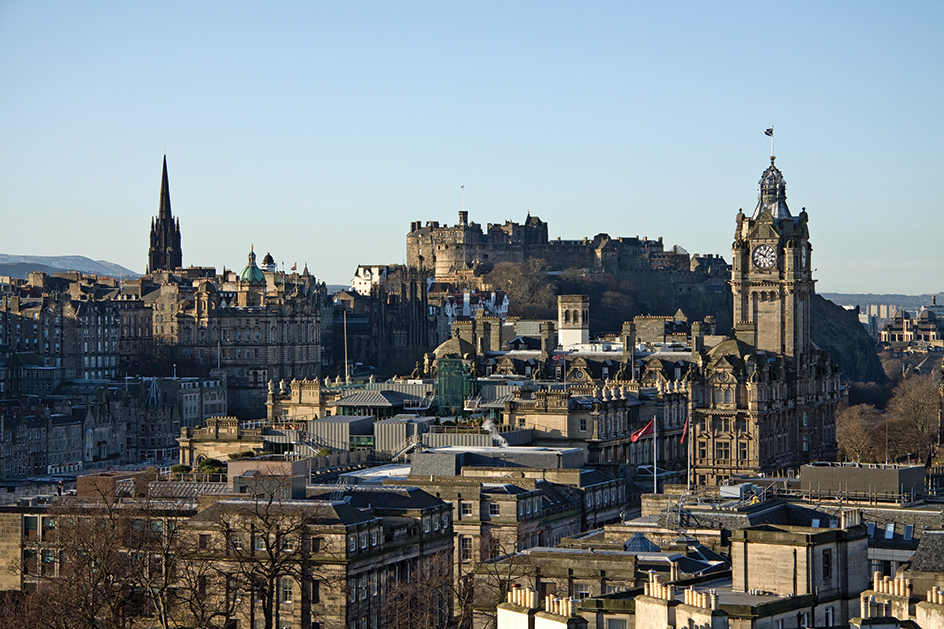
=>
[291,263,297,271]
[680,414,690,444]
[630,419,654,443]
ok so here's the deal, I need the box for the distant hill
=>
[821,292,943,312]
[0,254,139,280]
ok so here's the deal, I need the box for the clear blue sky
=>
[1,1,941,294]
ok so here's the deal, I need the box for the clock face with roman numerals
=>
[752,245,776,269]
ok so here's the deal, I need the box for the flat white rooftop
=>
[338,463,411,484]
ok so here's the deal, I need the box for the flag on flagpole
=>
[631,419,655,443]
[680,414,690,444]
[764,127,774,137]
[291,263,297,271]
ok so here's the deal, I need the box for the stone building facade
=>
[687,158,841,485]
[141,249,332,418]
[0,473,454,629]
[0,284,120,381]
[406,211,670,282]
[333,265,433,377]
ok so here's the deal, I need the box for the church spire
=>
[159,155,172,219]
[147,155,183,273]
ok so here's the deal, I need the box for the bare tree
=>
[385,551,456,629]
[206,482,342,629]
[483,259,557,319]
[467,533,536,629]
[887,374,941,456]
[836,404,881,462]
[170,542,242,629]
[19,497,145,629]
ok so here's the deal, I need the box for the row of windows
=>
[348,528,383,552]
[585,485,624,509]
[697,441,750,461]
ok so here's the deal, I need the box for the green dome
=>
[239,247,266,283]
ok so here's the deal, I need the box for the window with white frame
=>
[280,577,293,604]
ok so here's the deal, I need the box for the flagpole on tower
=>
[461,185,465,211]
[765,126,775,160]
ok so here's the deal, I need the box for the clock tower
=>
[731,157,813,375]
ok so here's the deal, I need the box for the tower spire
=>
[159,155,172,219]
[148,155,183,273]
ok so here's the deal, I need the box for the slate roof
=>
[579,468,617,487]
[188,498,374,526]
[312,415,376,424]
[307,485,444,511]
[908,530,944,572]
[334,390,421,408]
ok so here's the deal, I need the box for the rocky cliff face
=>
[811,294,887,384]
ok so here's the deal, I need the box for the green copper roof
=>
[239,247,266,283]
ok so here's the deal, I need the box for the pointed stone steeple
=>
[147,155,183,273]
[159,155,172,219]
